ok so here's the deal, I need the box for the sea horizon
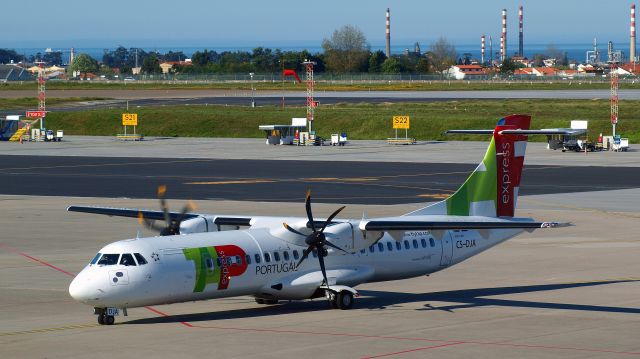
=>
[6,41,633,65]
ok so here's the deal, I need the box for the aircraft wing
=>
[67,206,252,227]
[359,215,570,231]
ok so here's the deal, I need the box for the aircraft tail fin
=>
[408,114,531,218]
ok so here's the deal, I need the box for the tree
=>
[0,49,22,64]
[69,53,98,75]
[428,37,457,73]
[500,57,520,74]
[415,57,430,73]
[381,58,401,73]
[141,53,162,74]
[368,50,386,73]
[322,25,370,73]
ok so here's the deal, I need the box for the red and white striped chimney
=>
[502,8,507,61]
[631,4,636,63]
[386,8,391,58]
[500,35,505,62]
[481,35,486,64]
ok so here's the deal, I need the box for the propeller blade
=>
[295,246,313,269]
[157,185,171,227]
[317,249,329,287]
[319,205,346,233]
[324,240,351,255]
[305,189,316,232]
[170,201,195,233]
[138,212,165,232]
[283,223,306,236]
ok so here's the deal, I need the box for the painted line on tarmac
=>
[186,180,276,185]
[0,323,99,337]
[0,158,217,172]
[186,323,640,357]
[363,342,466,358]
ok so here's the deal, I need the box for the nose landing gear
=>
[94,307,120,325]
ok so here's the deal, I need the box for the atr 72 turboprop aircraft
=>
[68,114,569,325]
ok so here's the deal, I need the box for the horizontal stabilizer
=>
[446,129,580,135]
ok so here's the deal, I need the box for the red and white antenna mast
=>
[501,8,507,61]
[610,61,619,137]
[303,60,316,133]
[36,60,46,130]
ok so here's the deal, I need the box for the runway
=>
[3,88,640,116]
[1,155,639,204]
[1,136,639,358]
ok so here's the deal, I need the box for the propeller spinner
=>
[283,190,349,288]
[138,185,195,236]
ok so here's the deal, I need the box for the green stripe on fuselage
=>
[183,247,221,292]
[446,138,497,216]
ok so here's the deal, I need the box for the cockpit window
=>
[134,253,147,265]
[97,254,120,266]
[90,253,102,265]
[120,253,136,266]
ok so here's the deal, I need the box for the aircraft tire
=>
[97,314,105,325]
[105,315,115,325]
[336,291,354,310]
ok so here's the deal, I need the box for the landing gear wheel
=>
[264,299,279,305]
[327,291,338,309]
[336,291,354,310]
[97,314,105,325]
[105,315,115,325]
[255,298,265,304]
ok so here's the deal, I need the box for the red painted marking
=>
[363,342,465,359]
[188,324,640,356]
[0,243,75,277]
[143,306,193,328]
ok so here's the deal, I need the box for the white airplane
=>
[68,114,569,325]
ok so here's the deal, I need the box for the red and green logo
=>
[183,245,248,292]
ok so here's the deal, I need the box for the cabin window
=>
[396,242,402,251]
[377,242,384,252]
[430,238,436,247]
[254,253,261,264]
[404,240,410,250]
[97,254,119,266]
[292,250,299,260]
[283,251,290,261]
[412,239,419,249]
[134,253,147,265]
[387,242,393,251]
[369,245,375,253]
[90,253,102,265]
[235,255,242,265]
[216,258,222,266]
[120,253,136,266]
[245,254,252,265]
[273,252,280,262]
[205,258,214,270]
[264,252,271,263]
[421,238,427,248]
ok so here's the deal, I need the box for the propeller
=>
[138,185,195,236]
[283,190,349,288]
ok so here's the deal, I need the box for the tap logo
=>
[183,245,248,292]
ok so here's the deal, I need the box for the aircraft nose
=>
[69,271,102,303]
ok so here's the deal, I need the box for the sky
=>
[0,0,635,48]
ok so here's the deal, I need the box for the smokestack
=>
[386,8,391,58]
[481,35,486,64]
[502,8,507,60]
[631,4,636,63]
[519,5,523,57]
[489,35,493,64]
[500,35,504,62]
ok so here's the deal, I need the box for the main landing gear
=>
[326,289,354,310]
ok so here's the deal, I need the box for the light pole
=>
[249,72,255,108]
